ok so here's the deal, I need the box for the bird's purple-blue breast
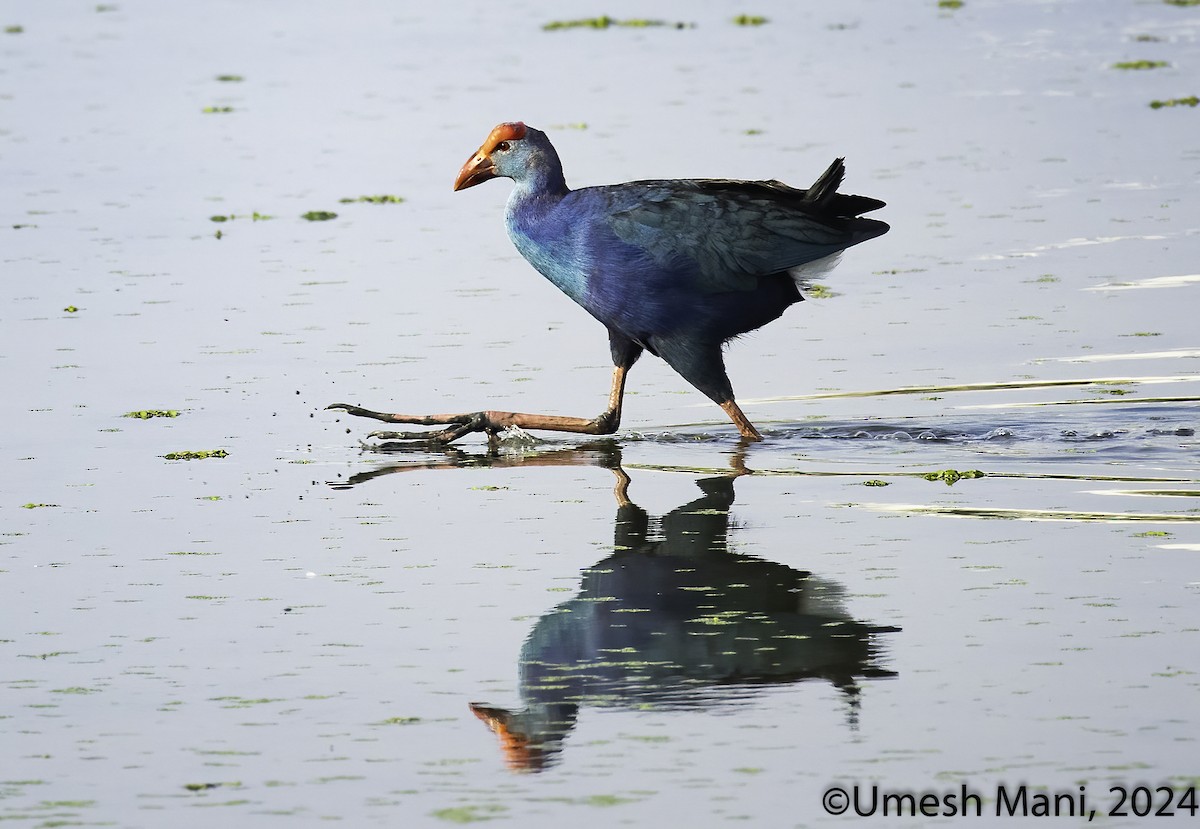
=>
[505,192,591,302]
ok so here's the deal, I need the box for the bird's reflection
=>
[329,442,898,773]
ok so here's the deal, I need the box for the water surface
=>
[2,0,1198,826]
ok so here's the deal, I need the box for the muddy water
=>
[2,0,1198,826]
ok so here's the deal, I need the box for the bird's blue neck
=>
[505,166,588,301]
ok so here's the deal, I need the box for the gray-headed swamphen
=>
[329,122,888,443]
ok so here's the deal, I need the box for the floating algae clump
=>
[1149,95,1199,108]
[338,194,404,204]
[164,449,228,460]
[1112,60,1169,70]
[804,283,838,299]
[210,212,273,222]
[923,469,985,485]
[543,16,691,30]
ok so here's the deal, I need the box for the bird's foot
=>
[327,402,621,445]
[326,404,494,444]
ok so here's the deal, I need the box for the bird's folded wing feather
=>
[606,177,885,293]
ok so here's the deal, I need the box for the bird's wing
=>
[605,162,887,293]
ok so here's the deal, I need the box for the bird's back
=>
[601,160,888,293]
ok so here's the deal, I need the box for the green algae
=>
[580,794,637,806]
[733,14,768,25]
[301,211,337,221]
[123,409,179,419]
[938,0,964,8]
[210,212,273,222]
[1150,95,1199,108]
[863,479,890,487]
[211,695,280,705]
[431,804,507,823]
[215,74,243,82]
[21,503,58,509]
[338,194,404,204]
[1112,60,1169,70]
[804,283,838,299]
[163,449,228,460]
[923,469,985,485]
[183,782,227,791]
[543,16,691,30]
[202,106,234,114]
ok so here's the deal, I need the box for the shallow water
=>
[3,0,1199,826]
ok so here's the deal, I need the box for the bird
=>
[328,122,888,443]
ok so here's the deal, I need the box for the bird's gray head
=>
[453,121,558,191]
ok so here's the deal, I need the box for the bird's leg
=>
[327,364,632,445]
[719,399,763,441]
[611,466,633,508]
[647,337,763,441]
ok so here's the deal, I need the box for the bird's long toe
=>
[367,429,439,441]
[363,412,492,445]
[326,402,396,422]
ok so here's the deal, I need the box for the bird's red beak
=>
[454,122,527,191]
[453,150,496,191]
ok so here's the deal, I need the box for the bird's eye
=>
[496,141,511,152]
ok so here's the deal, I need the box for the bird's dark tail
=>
[805,158,846,210]
[806,158,887,218]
